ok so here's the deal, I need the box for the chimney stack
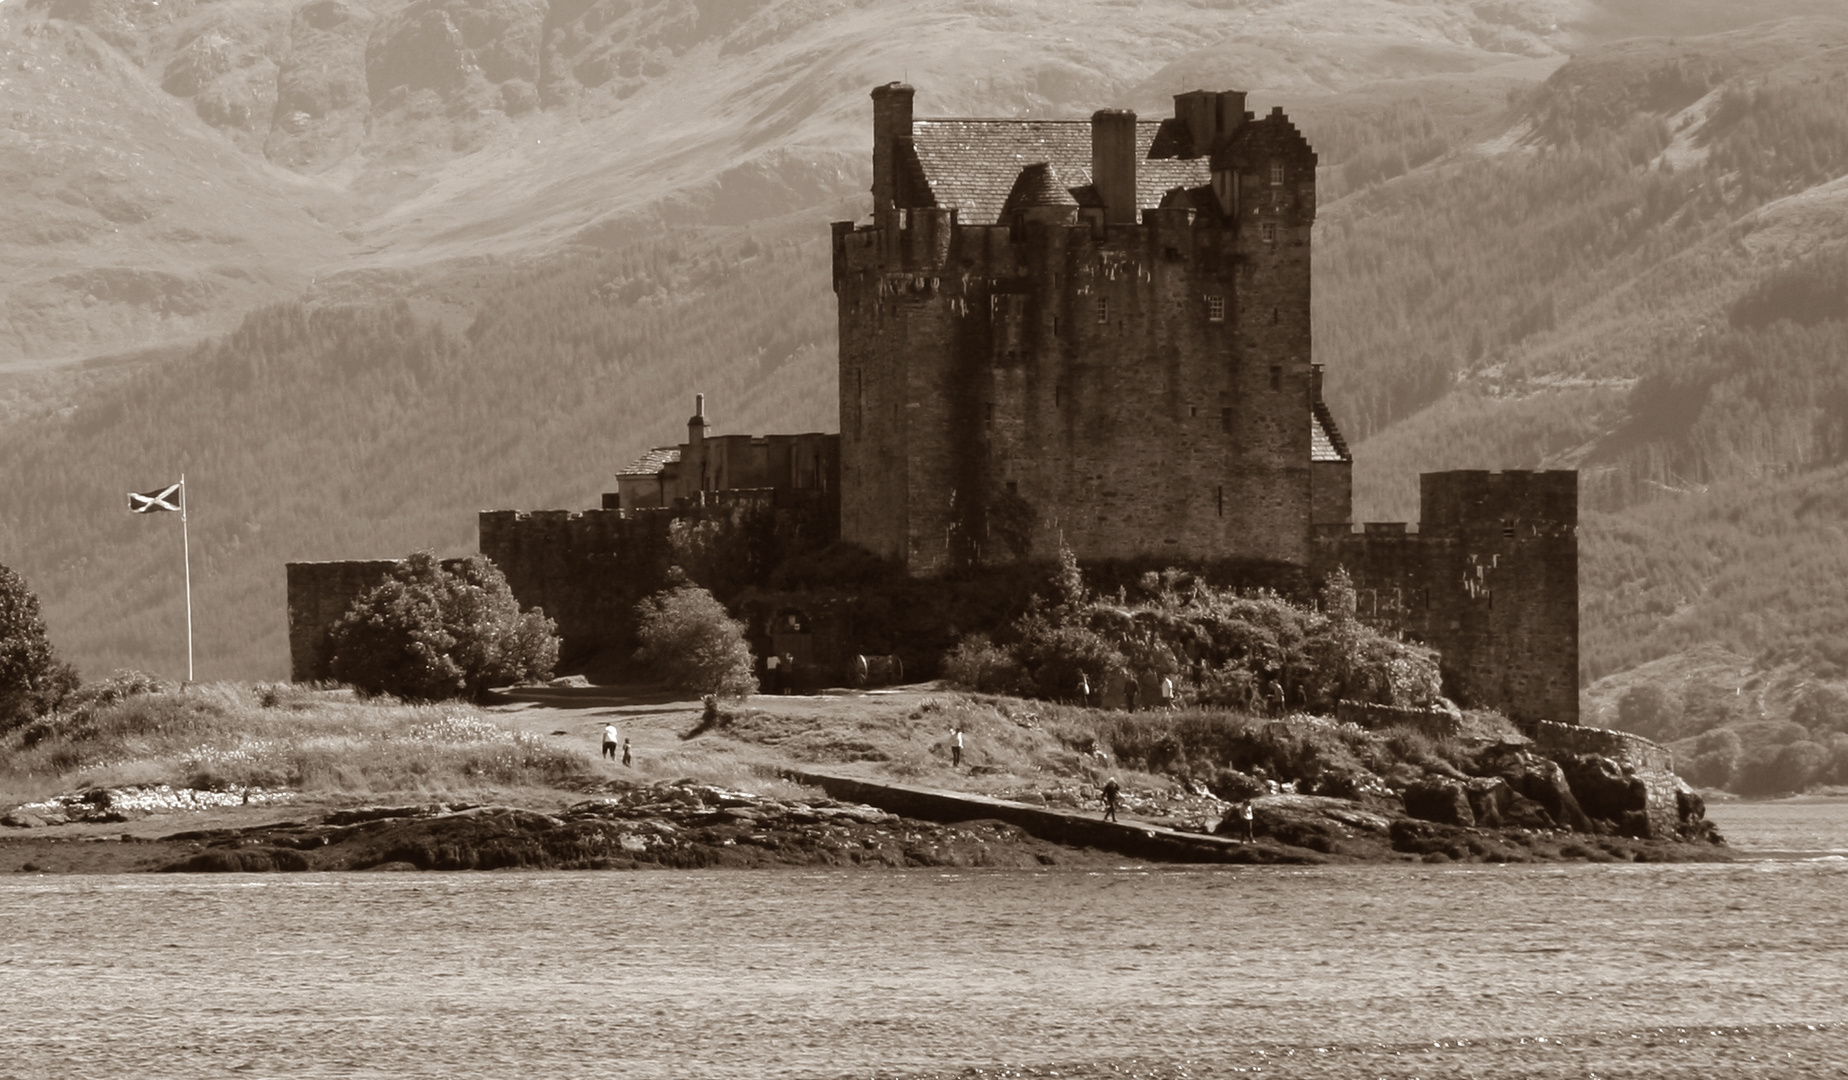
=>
[871,83,916,226]
[1091,109,1138,226]
[1172,89,1247,157]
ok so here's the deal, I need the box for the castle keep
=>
[835,85,1348,573]
[286,83,1580,727]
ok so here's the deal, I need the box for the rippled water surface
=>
[6,855,1846,1079]
[1708,796,1848,855]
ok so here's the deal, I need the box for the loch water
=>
[4,801,1846,1080]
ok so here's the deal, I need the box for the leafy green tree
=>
[327,553,558,702]
[633,577,758,700]
[0,564,79,731]
[1616,683,1679,741]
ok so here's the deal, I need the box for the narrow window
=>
[1096,296,1109,324]
[1269,365,1282,390]
[1006,480,1018,494]
[1189,406,1197,418]
[1502,519,1515,540]
[1055,386,1063,407]
[1272,306,1280,325]
[1220,407,1232,432]
[1216,485,1224,517]
[1261,221,1277,244]
[985,402,996,428]
[1270,162,1284,186]
[1207,295,1226,323]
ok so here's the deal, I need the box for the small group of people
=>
[1074,672,1179,711]
[763,653,799,695]
[1097,776,1256,843]
[601,724,632,767]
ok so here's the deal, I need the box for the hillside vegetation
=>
[0,226,835,679]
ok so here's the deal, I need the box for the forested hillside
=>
[0,227,835,679]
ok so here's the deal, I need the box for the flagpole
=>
[180,473,194,683]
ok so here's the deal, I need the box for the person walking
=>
[601,724,620,761]
[1078,672,1092,708]
[621,738,633,768]
[1265,676,1286,718]
[951,727,964,768]
[1124,677,1139,712]
[1237,799,1255,842]
[1160,675,1175,710]
[1101,776,1121,823]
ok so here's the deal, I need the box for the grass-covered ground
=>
[3,675,1499,828]
[1,677,1726,873]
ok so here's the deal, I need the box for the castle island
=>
[288,84,1578,731]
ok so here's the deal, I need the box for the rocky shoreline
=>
[2,772,1731,874]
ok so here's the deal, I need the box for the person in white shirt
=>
[602,724,620,761]
[951,728,964,767]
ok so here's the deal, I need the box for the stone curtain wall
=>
[480,488,839,668]
[1313,470,1579,729]
[285,559,400,681]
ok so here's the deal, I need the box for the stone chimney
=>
[1173,90,1247,157]
[870,83,915,227]
[1091,109,1138,226]
[688,393,707,491]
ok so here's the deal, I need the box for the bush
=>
[634,578,758,700]
[327,553,559,702]
[942,634,1028,695]
[0,564,79,732]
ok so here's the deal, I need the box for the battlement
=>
[1421,470,1577,537]
[1311,470,1579,728]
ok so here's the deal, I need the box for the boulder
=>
[1463,777,1514,828]
[1560,754,1648,824]
[1403,777,1475,827]
[1500,792,1557,830]
[1480,746,1594,832]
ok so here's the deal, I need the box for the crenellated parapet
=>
[1311,470,1580,729]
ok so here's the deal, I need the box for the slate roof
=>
[617,446,680,478]
[908,120,1211,225]
[1311,403,1351,463]
[1001,162,1079,210]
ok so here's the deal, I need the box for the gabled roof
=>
[1312,403,1351,463]
[617,446,680,479]
[908,119,1211,225]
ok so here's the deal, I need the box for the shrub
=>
[327,553,559,702]
[0,564,80,732]
[941,634,1028,695]
[634,578,758,700]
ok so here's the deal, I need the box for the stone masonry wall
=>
[834,135,1317,576]
[479,488,839,667]
[285,559,400,682]
[1531,719,1678,837]
[1313,470,1579,730]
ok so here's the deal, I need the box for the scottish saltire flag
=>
[128,482,182,514]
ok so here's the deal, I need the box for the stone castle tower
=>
[831,83,1351,574]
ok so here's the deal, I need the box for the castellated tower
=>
[832,84,1350,575]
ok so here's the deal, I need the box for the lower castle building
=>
[287,83,1579,728]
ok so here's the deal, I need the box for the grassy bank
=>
[0,680,596,806]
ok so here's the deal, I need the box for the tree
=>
[327,553,559,702]
[633,577,758,699]
[1616,683,1678,741]
[0,564,79,731]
